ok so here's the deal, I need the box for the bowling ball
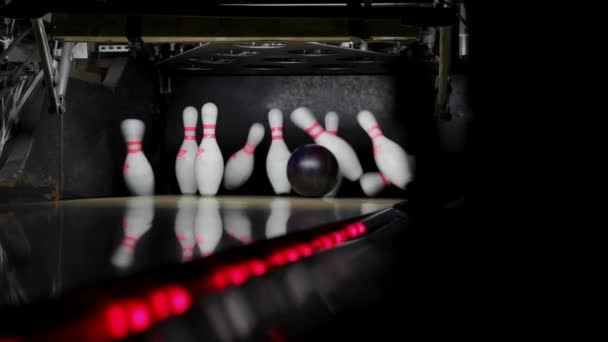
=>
[287,144,339,197]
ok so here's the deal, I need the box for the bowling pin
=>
[195,103,224,196]
[174,197,197,262]
[111,197,155,269]
[357,110,412,189]
[194,198,223,257]
[265,198,291,239]
[266,109,291,195]
[323,111,342,198]
[175,106,198,195]
[223,204,253,244]
[224,123,265,190]
[290,107,362,181]
[121,119,154,196]
[360,172,390,197]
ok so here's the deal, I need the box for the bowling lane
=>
[0,196,400,312]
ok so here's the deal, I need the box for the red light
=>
[320,236,334,249]
[212,271,229,290]
[249,260,267,276]
[127,301,151,333]
[149,290,170,320]
[284,248,300,262]
[106,304,129,339]
[297,244,313,257]
[357,222,367,234]
[346,224,358,238]
[227,265,249,286]
[268,252,287,266]
[331,231,346,244]
[167,286,192,315]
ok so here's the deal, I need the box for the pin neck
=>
[126,140,142,153]
[327,130,338,135]
[243,142,256,155]
[202,124,216,139]
[304,121,325,140]
[366,124,384,141]
[271,126,284,140]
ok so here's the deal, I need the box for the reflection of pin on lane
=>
[290,107,362,181]
[265,198,291,239]
[360,201,388,215]
[194,198,223,257]
[121,119,154,196]
[174,197,197,262]
[111,197,154,269]
[223,204,253,244]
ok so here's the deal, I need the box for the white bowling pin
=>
[357,110,412,189]
[324,111,342,198]
[194,198,223,257]
[121,119,154,196]
[265,198,291,239]
[195,103,224,196]
[174,197,197,262]
[360,172,390,197]
[223,204,253,244]
[290,107,362,181]
[223,123,265,190]
[175,106,198,195]
[266,109,291,195]
[111,197,155,269]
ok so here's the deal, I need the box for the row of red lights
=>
[2,222,367,342]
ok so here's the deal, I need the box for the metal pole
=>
[30,18,62,114]
[57,42,73,98]
[436,26,451,120]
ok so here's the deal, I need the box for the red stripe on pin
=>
[272,136,283,140]
[203,134,216,138]
[327,130,337,135]
[184,136,196,140]
[128,148,142,153]
[366,125,381,134]
[126,141,142,145]
[312,129,325,140]
[304,121,320,133]
[184,127,196,131]
[202,124,216,129]
[379,172,389,185]
[370,132,384,140]
[271,127,283,132]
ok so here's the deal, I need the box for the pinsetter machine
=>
[0,1,469,341]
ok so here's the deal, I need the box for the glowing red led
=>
[106,304,129,339]
[331,231,346,244]
[356,222,367,234]
[149,290,170,320]
[166,286,192,315]
[227,265,249,286]
[249,259,267,276]
[284,248,300,262]
[212,271,229,290]
[297,244,313,257]
[127,301,151,333]
[346,224,359,238]
[320,236,334,249]
[268,252,287,266]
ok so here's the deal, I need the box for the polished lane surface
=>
[0,196,400,311]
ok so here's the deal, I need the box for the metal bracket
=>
[30,18,64,114]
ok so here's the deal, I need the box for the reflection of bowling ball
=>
[287,144,339,197]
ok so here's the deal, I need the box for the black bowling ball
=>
[287,144,339,197]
